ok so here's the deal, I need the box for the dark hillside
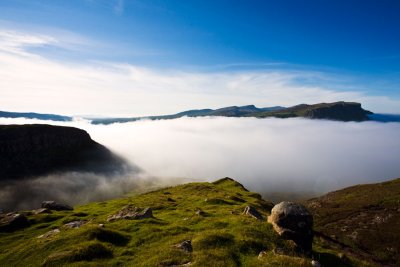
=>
[305,178,400,266]
[0,124,127,180]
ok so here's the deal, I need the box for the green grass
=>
[0,177,371,266]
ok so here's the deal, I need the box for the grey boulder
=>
[42,201,73,211]
[0,213,30,232]
[268,201,313,253]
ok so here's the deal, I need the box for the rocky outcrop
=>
[107,206,153,221]
[0,213,30,232]
[253,101,372,121]
[268,201,313,254]
[0,124,129,180]
[42,201,73,211]
[302,102,372,121]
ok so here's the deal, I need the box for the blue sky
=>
[0,0,399,115]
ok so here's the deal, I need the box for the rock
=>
[174,240,193,253]
[42,201,73,211]
[37,229,60,239]
[258,250,267,259]
[311,260,321,267]
[195,209,205,216]
[268,201,313,254]
[98,224,105,228]
[0,213,30,232]
[107,205,153,221]
[64,220,86,228]
[32,208,52,215]
[242,206,263,220]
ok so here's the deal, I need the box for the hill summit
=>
[0,177,373,266]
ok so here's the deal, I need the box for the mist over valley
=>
[1,116,399,210]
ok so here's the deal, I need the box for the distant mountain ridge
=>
[90,101,372,124]
[90,105,285,124]
[4,101,400,124]
[0,110,72,122]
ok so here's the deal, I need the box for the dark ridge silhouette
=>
[0,110,72,122]
[90,101,373,124]
[0,124,130,181]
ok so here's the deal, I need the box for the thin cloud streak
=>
[0,29,399,116]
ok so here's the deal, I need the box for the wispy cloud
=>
[0,30,56,56]
[0,28,399,116]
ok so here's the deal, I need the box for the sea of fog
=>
[1,116,400,209]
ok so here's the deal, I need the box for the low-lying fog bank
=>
[1,116,400,210]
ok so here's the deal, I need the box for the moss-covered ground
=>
[0,178,374,266]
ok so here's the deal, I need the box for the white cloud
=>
[0,29,399,116]
[0,30,56,56]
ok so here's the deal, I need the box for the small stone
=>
[98,224,105,228]
[32,208,52,215]
[37,229,60,239]
[64,220,85,228]
[174,240,193,253]
[195,209,205,216]
[258,250,267,259]
[311,260,321,267]
[242,206,263,220]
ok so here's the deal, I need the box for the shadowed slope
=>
[305,178,400,266]
[0,124,130,180]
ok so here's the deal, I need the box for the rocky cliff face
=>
[252,101,373,121]
[0,124,127,180]
[302,102,372,121]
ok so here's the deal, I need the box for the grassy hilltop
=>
[0,178,376,267]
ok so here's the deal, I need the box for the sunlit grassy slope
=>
[0,178,372,267]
